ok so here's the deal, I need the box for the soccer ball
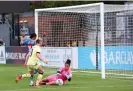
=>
[56,79,63,86]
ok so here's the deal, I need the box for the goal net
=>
[104,4,133,79]
[35,3,133,79]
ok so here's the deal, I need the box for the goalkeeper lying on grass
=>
[39,59,72,86]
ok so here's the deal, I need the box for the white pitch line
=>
[0,85,132,91]
[0,68,133,81]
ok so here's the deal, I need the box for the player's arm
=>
[20,39,28,46]
[63,71,72,82]
[57,68,61,73]
[20,36,24,44]
[25,52,30,65]
[66,74,72,82]
[36,47,48,64]
[56,67,63,75]
[36,52,48,64]
[23,52,30,68]
[56,68,72,81]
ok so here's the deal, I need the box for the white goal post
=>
[35,2,133,79]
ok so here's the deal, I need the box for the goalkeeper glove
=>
[56,71,62,76]
[64,74,72,82]
[68,78,71,82]
[57,71,60,74]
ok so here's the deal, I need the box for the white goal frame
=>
[35,3,105,79]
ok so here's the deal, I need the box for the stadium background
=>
[0,1,132,69]
[0,1,132,91]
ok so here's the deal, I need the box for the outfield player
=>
[20,33,37,85]
[39,59,72,86]
[20,33,37,49]
[20,32,26,45]
[15,39,48,88]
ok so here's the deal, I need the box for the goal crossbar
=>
[35,2,103,12]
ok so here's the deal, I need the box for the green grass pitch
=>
[0,64,132,91]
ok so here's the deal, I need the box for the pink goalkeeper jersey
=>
[57,67,72,83]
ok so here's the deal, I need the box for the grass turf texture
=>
[0,64,132,91]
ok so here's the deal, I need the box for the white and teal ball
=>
[56,79,63,86]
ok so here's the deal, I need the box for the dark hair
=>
[36,39,42,44]
[0,39,3,45]
[30,33,37,39]
[65,59,71,65]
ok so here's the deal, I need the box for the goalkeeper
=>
[39,59,72,86]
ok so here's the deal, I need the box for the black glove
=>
[57,71,60,73]
[68,78,71,82]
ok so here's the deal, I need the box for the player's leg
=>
[15,71,34,83]
[15,74,22,83]
[46,79,64,86]
[29,70,34,86]
[24,53,36,85]
[22,71,34,79]
[30,61,42,81]
[34,65,44,88]
[15,66,34,83]
[33,60,42,75]
[39,77,49,85]
[40,74,58,86]
[29,69,38,86]
[46,81,57,85]
[34,70,38,74]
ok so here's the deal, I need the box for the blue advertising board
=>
[78,46,133,70]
